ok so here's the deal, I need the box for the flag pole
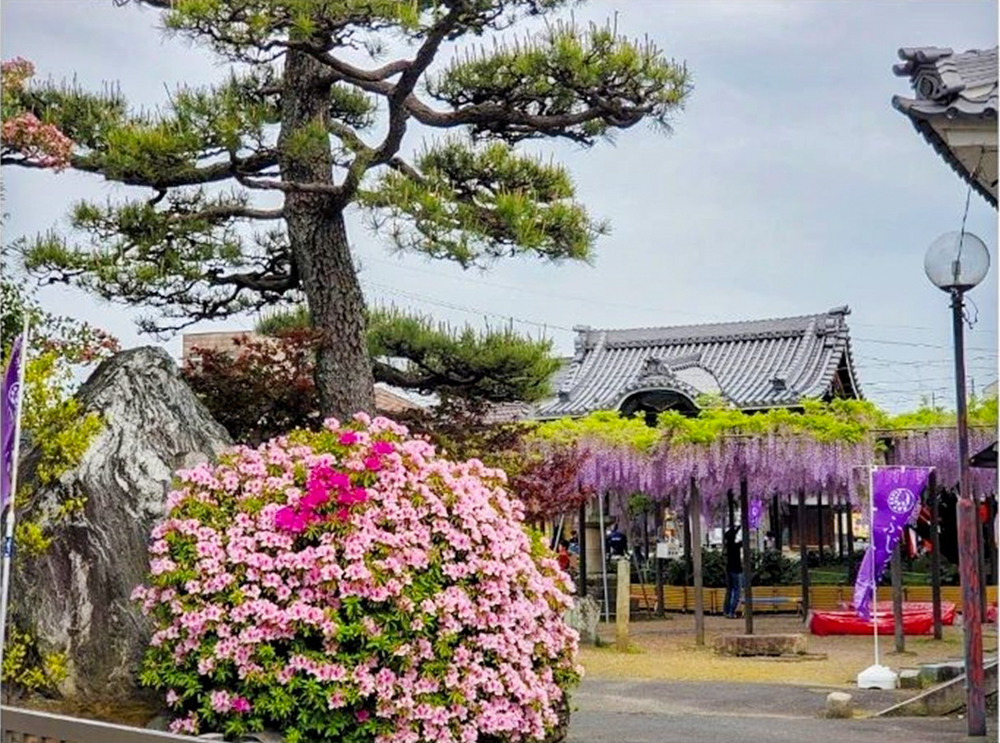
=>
[871,465,878,668]
[0,317,30,707]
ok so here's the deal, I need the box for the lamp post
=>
[924,230,990,737]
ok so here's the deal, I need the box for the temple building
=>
[892,46,998,207]
[536,305,862,423]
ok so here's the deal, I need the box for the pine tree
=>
[1,1,691,418]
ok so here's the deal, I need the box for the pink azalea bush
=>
[133,413,580,743]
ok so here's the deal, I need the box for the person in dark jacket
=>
[607,524,628,558]
[723,525,743,618]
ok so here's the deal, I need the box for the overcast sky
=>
[2,0,997,412]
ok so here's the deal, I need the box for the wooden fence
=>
[630,584,999,615]
[1,706,190,743]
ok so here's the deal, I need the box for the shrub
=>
[752,550,798,586]
[133,414,580,743]
[665,550,726,588]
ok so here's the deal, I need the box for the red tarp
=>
[810,607,937,636]
[872,601,956,626]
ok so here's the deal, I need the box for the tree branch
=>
[3,149,282,190]
[404,95,648,140]
[336,8,461,204]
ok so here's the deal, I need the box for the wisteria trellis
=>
[532,417,996,521]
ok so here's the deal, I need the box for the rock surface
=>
[13,347,231,700]
[713,633,807,657]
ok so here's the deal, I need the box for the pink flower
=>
[232,696,251,714]
[274,506,306,533]
[301,488,329,510]
[372,440,394,455]
[209,689,232,713]
[339,431,358,445]
[364,455,382,471]
[356,709,370,722]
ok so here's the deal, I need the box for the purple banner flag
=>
[1,335,24,512]
[853,466,932,620]
[748,498,765,530]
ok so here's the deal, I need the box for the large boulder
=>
[12,347,231,700]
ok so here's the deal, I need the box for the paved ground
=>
[568,679,998,743]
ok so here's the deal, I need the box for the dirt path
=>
[580,614,999,687]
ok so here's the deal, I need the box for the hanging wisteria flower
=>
[134,414,580,743]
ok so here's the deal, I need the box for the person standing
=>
[607,524,628,558]
[724,524,743,618]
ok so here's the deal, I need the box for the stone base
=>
[564,596,601,645]
[713,633,807,657]
[826,691,853,719]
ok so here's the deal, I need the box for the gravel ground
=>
[580,614,999,687]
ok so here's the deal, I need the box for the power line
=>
[366,256,999,337]
[361,280,575,334]
[854,337,997,352]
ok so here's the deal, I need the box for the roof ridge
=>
[583,308,846,337]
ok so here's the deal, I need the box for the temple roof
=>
[892,46,998,207]
[535,306,861,418]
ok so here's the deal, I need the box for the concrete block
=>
[826,691,853,719]
[713,633,807,657]
[917,661,964,686]
[899,669,923,689]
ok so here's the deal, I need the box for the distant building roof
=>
[892,46,998,207]
[181,331,423,414]
[535,306,861,418]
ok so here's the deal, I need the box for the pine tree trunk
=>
[278,48,375,419]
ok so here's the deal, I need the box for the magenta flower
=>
[355,710,370,722]
[232,697,251,714]
[338,431,358,445]
[371,440,394,455]
[275,506,308,533]
[300,487,330,510]
[364,455,382,472]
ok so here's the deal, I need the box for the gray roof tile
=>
[892,46,998,207]
[535,307,860,418]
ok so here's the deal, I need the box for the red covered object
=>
[988,604,998,623]
[872,601,956,625]
[837,601,956,626]
[810,609,935,636]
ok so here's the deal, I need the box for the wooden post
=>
[892,543,905,653]
[654,503,664,618]
[683,500,692,596]
[816,490,824,562]
[798,489,810,619]
[741,476,753,635]
[836,497,845,559]
[772,494,782,552]
[690,478,705,646]
[846,498,855,584]
[577,502,587,601]
[977,502,988,615]
[616,556,630,651]
[642,507,650,567]
[929,473,942,640]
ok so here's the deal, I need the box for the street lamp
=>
[924,230,990,738]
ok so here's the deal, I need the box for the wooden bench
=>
[739,595,804,618]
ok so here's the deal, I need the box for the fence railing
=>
[1,705,191,743]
